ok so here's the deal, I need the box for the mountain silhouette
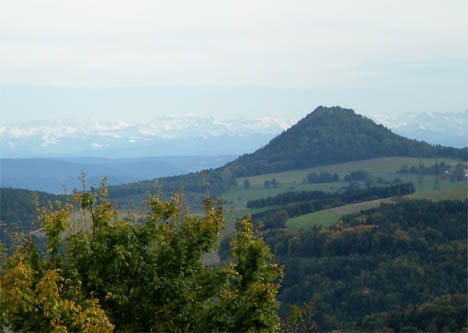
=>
[224,106,466,176]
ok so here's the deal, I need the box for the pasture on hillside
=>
[235,157,462,185]
[285,185,467,230]
[224,157,465,209]
[221,157,467,232]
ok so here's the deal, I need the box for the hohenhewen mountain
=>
[0,115,291,158]
[372,111,468,148]
[224,106,467,177]
[106,106,467,207]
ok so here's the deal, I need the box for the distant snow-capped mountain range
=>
[0,115,293,157]
[0,111,465,158]
[371,111,467,148]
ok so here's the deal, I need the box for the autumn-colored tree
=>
[0,179,282,332]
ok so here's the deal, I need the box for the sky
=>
[1,0,467,124]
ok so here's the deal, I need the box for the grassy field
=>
[329,198,396,215]
[285,198,395,230]
[105,158,466,263]
[219,157,467,233]
[407,185,468,201]
[285,185,467,230]
[108,157,466,236]
[221,205,280,234]
[221,182,344,211]
[114,182,466,234]
[223,157,465,211]
[286,210,341,229]
[236,157,462,186]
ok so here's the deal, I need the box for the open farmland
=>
[221,157,466,232]
[235,157,462,186]
[407,184,468,201]
[285,210,341,229]
[285,185,467,230]
[223,156,465,212]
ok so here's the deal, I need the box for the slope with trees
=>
[253,199,467,331]
[225,106,467,177]
[0,188,66,255]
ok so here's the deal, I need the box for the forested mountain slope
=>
[0,188,66,254]
[220,199,468,331]
[225,106,467,176]
[105,106,466,206]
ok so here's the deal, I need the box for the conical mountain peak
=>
[225,106,465,177]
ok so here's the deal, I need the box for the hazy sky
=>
[1,0,467,123]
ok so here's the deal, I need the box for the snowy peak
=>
[0,116,294,157]
[0,115,291,142]
[372,111,467,148]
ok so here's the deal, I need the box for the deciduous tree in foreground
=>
[1,179,283,332]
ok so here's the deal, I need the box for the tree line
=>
[398,161,467,182]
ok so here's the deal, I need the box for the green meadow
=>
[236,157,462,186]
[286,210,341,229]
[110,157,466,234]
[285,185,467,230]
[220,157,466,232]
[408,185,468,201]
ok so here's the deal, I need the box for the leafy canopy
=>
[1,178,282,332]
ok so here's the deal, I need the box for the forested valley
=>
[248,200,467,331]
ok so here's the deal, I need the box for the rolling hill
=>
[225,106,467,177]
[105,106,467,207]
[0,188,66,254]
[2,106,466,230]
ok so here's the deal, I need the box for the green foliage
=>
[449,163,468,181]
[271,178,279,187]
[262,199,468,331]
[270,210,289,229]
[247,190,337,209]
[307,171,339,184]
[399,161,467,182]
[213,217,283,331]
[344,170,370,181]
[359,294,468,332]
[0,261,114,332]
[279,302,317,332]
[107,168,235,209]
[1,179,282,332]
[0,188,66,256]
[264,178,279,188]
